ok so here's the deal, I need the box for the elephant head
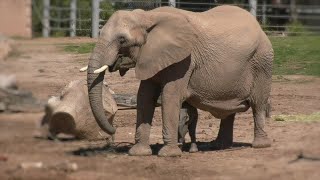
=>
[87,8,196,135]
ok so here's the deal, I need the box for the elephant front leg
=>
[128,81,160,156]
[158,94,183,157]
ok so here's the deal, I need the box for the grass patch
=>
[63,43,95,54]
[273,112,320,122]
[270,36,320,76]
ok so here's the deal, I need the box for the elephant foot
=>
[210,139,233,150]
[158,145,182,157]
[189,143,198,153]
[128,143,152,156]
[252,136,271,148]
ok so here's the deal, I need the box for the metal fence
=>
[35,0,320,37]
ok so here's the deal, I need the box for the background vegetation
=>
[32,0,115,37]
[271,36,320,76]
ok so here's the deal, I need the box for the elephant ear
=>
[135,13,196,80]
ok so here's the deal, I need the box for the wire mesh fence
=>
[32,0,320,37]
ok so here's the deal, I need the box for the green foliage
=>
[273,112,320,122]
[63,43,95,54]
[76,0,115,36]
[32,0,43,37]
[75,0,92,37]
[270,36,320,76]
[32,0,115,37]
[286,20,308,36]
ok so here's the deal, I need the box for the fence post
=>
[290,0,297,22]
[249,0,257,18]
[92,0,100,38]
[42,0,50,37]
[262,0,267,25]
[169,0,176,8]
[70,0,77,37]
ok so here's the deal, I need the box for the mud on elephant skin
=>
[36,79,117,141]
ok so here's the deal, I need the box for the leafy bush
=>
[286,20,307,36]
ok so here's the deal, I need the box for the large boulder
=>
[36,79,118,141]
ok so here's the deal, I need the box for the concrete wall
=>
[0,0,32,38]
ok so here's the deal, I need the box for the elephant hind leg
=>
[250,49,273,148]
[211,113,235,150]
[251,103,272,148]
[250,84,272,148]
[250,80,271,148]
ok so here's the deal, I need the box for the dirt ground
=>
[0,38,319,180]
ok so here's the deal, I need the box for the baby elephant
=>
[178,103,198,153]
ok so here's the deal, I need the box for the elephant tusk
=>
[93,65,108,74]
[108,88,115,94]
[79,65,88,72]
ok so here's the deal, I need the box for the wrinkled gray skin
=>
[87,6,274,156]
[114,57,199,153]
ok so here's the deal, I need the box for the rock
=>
[38,69,45,73]
[38,80,116,140]
[18,161,78,172]
[0,74,17,89]
[19,162,43,169]
[50,161,78,172]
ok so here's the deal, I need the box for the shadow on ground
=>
[70,141,252,156]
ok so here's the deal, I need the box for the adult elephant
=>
[87,5,274,157]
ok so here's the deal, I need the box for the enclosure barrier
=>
[35,0,320,37]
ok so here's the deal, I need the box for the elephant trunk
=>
[87,44,117,135]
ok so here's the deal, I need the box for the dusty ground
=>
[0,38,319,180]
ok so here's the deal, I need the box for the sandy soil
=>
[0,38,320,180]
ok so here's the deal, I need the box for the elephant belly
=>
[187,71,252,119]
[187,95,250,119]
